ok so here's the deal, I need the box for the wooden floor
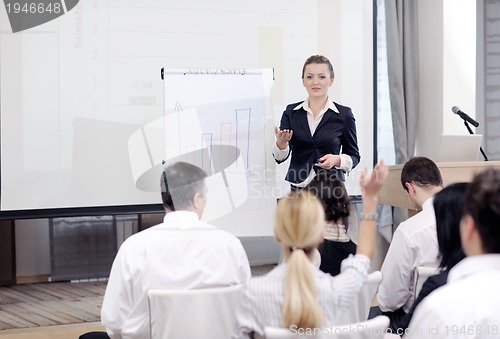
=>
[0,264,277,338]
[0,322,105,339]
[0,281,106,331]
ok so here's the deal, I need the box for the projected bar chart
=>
[235,108,252,172]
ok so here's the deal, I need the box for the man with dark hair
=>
[399,156,443,196]
[406,168,500,338]
[377,157,443,327]
[98,162,251,339]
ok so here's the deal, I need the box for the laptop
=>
[436,134,482,162]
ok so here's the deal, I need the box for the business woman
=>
[273,55,360,189]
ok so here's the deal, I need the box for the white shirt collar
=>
[448,254,500,282]
[293,97,339,113]
[421,197,434,210]
[162,210,209,230]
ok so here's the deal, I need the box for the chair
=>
[312,248,322,268]
[264,315,390,338]
[413,266,440,298]
[334,270,383,325]
[147,284,243,339]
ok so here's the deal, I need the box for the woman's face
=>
[302,63,334,99]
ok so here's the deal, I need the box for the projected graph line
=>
[174,102,183,156]
[220,122,232,171]
[140,126,155,167]
[201,133,213,173]
[221,170,236,211]
[235,108,251,171]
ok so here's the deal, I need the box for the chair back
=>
[413,266,440,298]
[334,270,383,325]
[264,315,390,338]
[147,284,243,339]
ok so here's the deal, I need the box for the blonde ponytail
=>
[275,191,325,330]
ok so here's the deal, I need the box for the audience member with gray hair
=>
[83,162,251,339]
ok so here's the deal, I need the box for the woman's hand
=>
[315,154,341,170]
[274,126,293,150]
[355,160,388,260]
[359,160,389,198]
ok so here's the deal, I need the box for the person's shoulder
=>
[198,221,229,233]
[331,101,351,112]
[122,223,159,243]
[114,224,160,255]
[246,272,274,287]
[400,209,436,232]
[285,101,305,112]
[331,101,353,115]
[314,267,338,284]
[391,220,412,238]
[331,101,355,122]
[417,279,460,310]
[245,265,283,290]
[198,222,243,243]
[386,222,420,252]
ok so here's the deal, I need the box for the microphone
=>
[452,106,479,127]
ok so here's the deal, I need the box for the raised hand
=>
[359,160,389,198]
[356,160,389,260]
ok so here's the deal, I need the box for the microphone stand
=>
[463,120,489,161]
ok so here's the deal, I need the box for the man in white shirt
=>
[377,157,443,329]
[406,167,500,339]
[84,162,251,339]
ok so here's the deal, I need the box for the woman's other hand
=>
[315,154,341,170]
[274,126,293,150]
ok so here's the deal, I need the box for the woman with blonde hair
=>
[233,161,388,338]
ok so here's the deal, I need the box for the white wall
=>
[11,0,479,278]
[443,0,476,135]
[417,0,476,158]
[275,0,374,197]
[11,0,374,277]
[11,0,478,278]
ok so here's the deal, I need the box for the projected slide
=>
[128,69,273,221]
[0,0,328,220]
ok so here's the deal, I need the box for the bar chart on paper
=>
[127,69,274,221]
